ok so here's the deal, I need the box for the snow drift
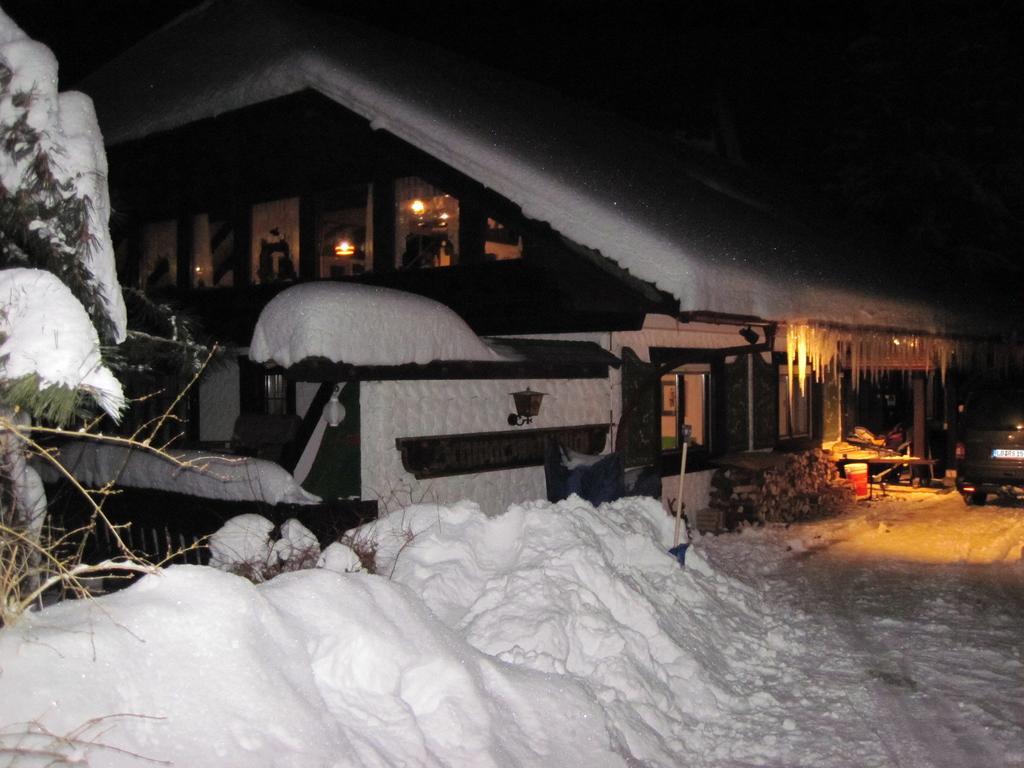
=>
[3,491,1023,766]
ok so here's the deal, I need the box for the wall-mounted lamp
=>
[508,388,545,426]
[323,383,347,427]
[739,325,760,345]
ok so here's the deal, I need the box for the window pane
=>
[140,220,177,290]
[661,368,708,452]
[190,214,212,288]
[485,217,523,261]
[251,198,299,284]
[779,371,811,437]
[660,374,678,450]
[395,177,459,268]
[190,214,234,288]
[681,372,707,448]
[318,187,372,278]
[264,373,287,416]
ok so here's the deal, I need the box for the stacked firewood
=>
[709,450,853,529]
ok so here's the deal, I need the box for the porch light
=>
[508,388,545,426]
[334,239,355,257]
[410,199,426,215]
[324,383,346,427]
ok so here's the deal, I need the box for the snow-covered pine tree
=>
[0,8,132,617]
[0,8,127,425]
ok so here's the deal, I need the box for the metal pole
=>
[673,425,691,548]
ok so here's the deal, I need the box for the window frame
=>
[660,365,711,453]
[650,348,723,474]
[239,357,296,417]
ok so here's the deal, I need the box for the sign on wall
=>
[396,424,610,479]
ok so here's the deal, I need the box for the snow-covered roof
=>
[80,0,1000,336]
[249,282,501,367]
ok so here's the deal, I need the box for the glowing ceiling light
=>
[334,240,355,257]
[410,199,426,215]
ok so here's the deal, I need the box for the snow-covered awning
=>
[80,0,1019,339]
[248,282,620,380]
[249,282,501,368]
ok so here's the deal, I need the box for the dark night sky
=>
[5,0,1023,275]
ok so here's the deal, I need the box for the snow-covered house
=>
[78,0,1018,518]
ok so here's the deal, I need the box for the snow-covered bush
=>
[209,514,367,582]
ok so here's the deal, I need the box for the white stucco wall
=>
[198,357,240,443]
[361,377,612,516]
[295,381,320,419]
[198,317,742,523]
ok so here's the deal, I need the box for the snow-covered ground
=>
[1,489,1021,767]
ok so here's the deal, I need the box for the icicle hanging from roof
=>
[783,321,1003,394]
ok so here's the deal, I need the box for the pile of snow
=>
[3,491,1023,765]
[33,441,319,506]
[0,10,126,340]
[249,282,500,367]
[0,567,631,766]
[0,494,792,767]
[0,269,124,418]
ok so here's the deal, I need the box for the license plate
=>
[992,449,1024,459]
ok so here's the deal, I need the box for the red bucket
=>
[846,462,870,500]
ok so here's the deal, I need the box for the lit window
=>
[485,217,523,261]
[395,177,459,268]
[251,198,299,284]
[189,214,234,288]
[318,186,372,278]
[661,367,709,451]
[140,220,177,290]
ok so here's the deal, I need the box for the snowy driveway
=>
[702,488,1024,767]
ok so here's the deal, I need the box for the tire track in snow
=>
[781,549,1021,767]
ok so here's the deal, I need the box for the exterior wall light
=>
[324,383,346,427]
[739,325,759,345]
[508,388,545,426]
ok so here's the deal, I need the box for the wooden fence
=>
[44,479,378,573]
